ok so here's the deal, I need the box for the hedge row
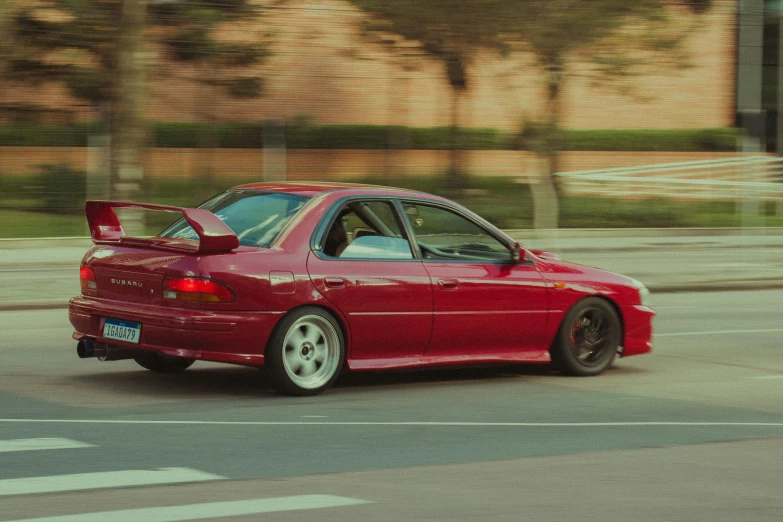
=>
[0,123,103,147]
[562,128,741,152]
[0,123,741,151]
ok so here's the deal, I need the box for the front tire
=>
[266,307,345,396]
[134,353,195,373]
[551,297,621,376]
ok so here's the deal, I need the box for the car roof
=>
[230,181,436,199]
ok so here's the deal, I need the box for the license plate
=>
[103,318,141,344]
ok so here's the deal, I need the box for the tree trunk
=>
[530,170,559,230]
[444,54,467,194]
[111,0,148,233]
[447,84,462,193]
[545,58,564,198]
[530,57,564,230]
[196,62,218,189]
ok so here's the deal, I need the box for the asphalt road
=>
[1,290,783,520]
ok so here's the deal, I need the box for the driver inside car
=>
[323,213,350,257]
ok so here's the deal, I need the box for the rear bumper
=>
[620,304,655,357]
[68,296,282,366]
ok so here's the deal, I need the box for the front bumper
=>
[619,304,655,357]
[68,296,283,367]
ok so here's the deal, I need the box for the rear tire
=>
[266,307,345,396]
[134,353,195,373]
[551,297,620,376]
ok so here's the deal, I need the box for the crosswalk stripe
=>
[0,438,95,453]
[0,468,225,497]
[5,495,372,521]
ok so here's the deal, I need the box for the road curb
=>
[506,227,783,240]
[0,302,70,312]
[648,282,783,293]
[0,237,93,248]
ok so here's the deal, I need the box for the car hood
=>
[542,258,632,283]
[532,255,642,304]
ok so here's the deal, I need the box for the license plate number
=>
[103,318,141,344]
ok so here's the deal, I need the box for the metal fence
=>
[557,156,783,201]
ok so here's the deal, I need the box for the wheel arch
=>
[264,303,350,359]
[552,294,626,354]
[597,295,626,354]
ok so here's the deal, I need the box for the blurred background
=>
[0,0,781,238]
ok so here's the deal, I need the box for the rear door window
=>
[321,200,414,259]
[160,191,309,247]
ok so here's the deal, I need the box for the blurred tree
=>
[2,0,266,202]
[151,1,269,181]
[346,0,514,192]
[153,2,268,115]
[346,0,712,214]
[509,0,713,229]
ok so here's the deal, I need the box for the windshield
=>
[159,190,309,248]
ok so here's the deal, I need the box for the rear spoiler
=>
[85,200,239,254]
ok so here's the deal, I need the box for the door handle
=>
[324,276,346,288]
[437,279,459,290]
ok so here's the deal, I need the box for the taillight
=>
[80,265,97,290]
[162,277,236,303]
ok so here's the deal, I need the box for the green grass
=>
[0,209,191,238]
[0,209,89,238]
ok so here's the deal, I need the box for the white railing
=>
[556,156,783,200]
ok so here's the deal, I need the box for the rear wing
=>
[85,200,239,254]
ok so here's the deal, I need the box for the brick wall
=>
[2,0,737,130]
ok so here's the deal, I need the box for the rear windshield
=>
[159,191,309,248]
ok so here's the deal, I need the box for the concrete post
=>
[113,0,148,236]
[87,135,111,200]
[777,0,783,215]
[737,0,765,222]
[262,119,287,182]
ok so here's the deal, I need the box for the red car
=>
[69,182,654,396]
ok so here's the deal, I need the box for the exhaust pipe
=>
[76,339,137,361]
[77,338,96,358]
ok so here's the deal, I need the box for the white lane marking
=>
[747,375,783,380]
[0,468,224,497]
[656,328,783,337]
[0,419,783,428]
[0,438,95,453]
[650,306,701,310]
[5,495,371,522]
[654,306,777,311]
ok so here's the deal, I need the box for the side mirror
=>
[511,242,524,263]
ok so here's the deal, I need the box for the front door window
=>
[402,203,512,262]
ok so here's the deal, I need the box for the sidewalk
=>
[2,228,783,310]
